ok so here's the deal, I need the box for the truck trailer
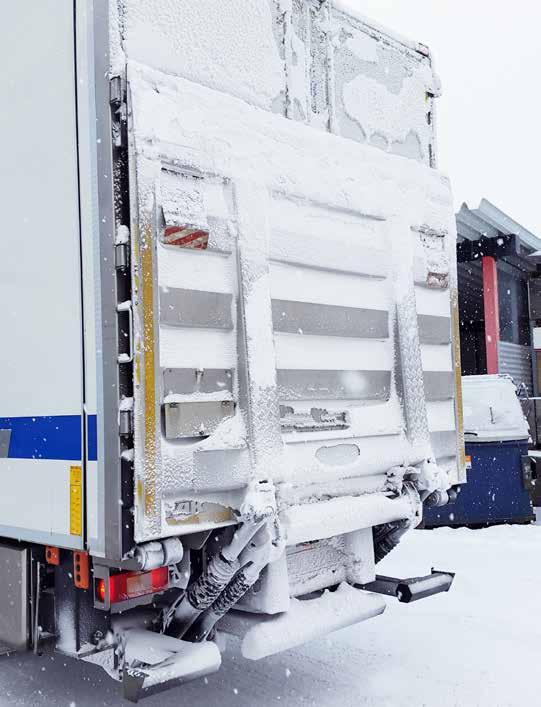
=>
[0,1,464,699]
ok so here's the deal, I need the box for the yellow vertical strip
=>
[451,287,466,473]
[69,465,83,536]
[141,224,157,518]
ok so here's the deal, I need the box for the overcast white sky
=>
[343,1,541,235]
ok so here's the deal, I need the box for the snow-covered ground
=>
[1,524,539,706]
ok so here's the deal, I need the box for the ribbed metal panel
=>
[498,341,533,394]
[458,261,483,300]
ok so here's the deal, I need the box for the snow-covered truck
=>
[0,1,464,700]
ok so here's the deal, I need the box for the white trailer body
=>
[0,0,463,696]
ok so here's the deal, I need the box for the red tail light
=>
[95,566,169,604]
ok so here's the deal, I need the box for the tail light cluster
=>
[96,566,169,604]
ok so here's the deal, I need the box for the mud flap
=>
[119,631,221,702]
[123,667,147,703]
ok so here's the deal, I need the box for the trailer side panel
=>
[0,2,85,549]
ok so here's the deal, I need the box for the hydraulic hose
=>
[165,520,265,638]
[187,524,272,641]
[372,519,411,563]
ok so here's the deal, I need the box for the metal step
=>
[360,570,455,603]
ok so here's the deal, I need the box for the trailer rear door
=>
[127,63,459,544]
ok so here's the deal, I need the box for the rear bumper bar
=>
[220,583,386,660]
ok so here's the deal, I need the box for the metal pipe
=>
[134,538,183,571]
[33,561,41,655]
[284,484,420,546]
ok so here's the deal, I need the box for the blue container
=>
[424,438,534,527]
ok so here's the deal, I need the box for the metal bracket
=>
[279,406,349,433]
[163,401,235,439]
[457,234,519,263]
[360,569,455,603]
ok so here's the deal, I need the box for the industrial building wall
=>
[498,342,533,395]
[498,265,533,393]
[457,255,533,392]
[458,260,486,377]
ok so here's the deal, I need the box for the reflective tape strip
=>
[418,314,451,345]
[163,367,233,395]
[69,465,83,537]
[160,287,233,330]
[423,371,455,401]
[141,221,158,519]
[272,300,389,339]
[451,284,466,473]
[276,369,391,401]
[163,225,209,250]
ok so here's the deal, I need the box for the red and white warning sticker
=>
[163,224,209,250]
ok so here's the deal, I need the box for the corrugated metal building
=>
[457,199,541,394]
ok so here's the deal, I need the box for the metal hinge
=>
[110,76,127,148]
[119,409,133,436]
[117,300,134,364]
[115,225,130,271]
[110,75,125,108]
[115,243,129,269]
[119,398,134,437]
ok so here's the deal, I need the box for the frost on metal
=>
[115,0,285,110]
[114,0,437,164]
[114,1,459,559]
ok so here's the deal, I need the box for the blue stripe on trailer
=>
[0,415,98,461]
[87,415,97,462]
